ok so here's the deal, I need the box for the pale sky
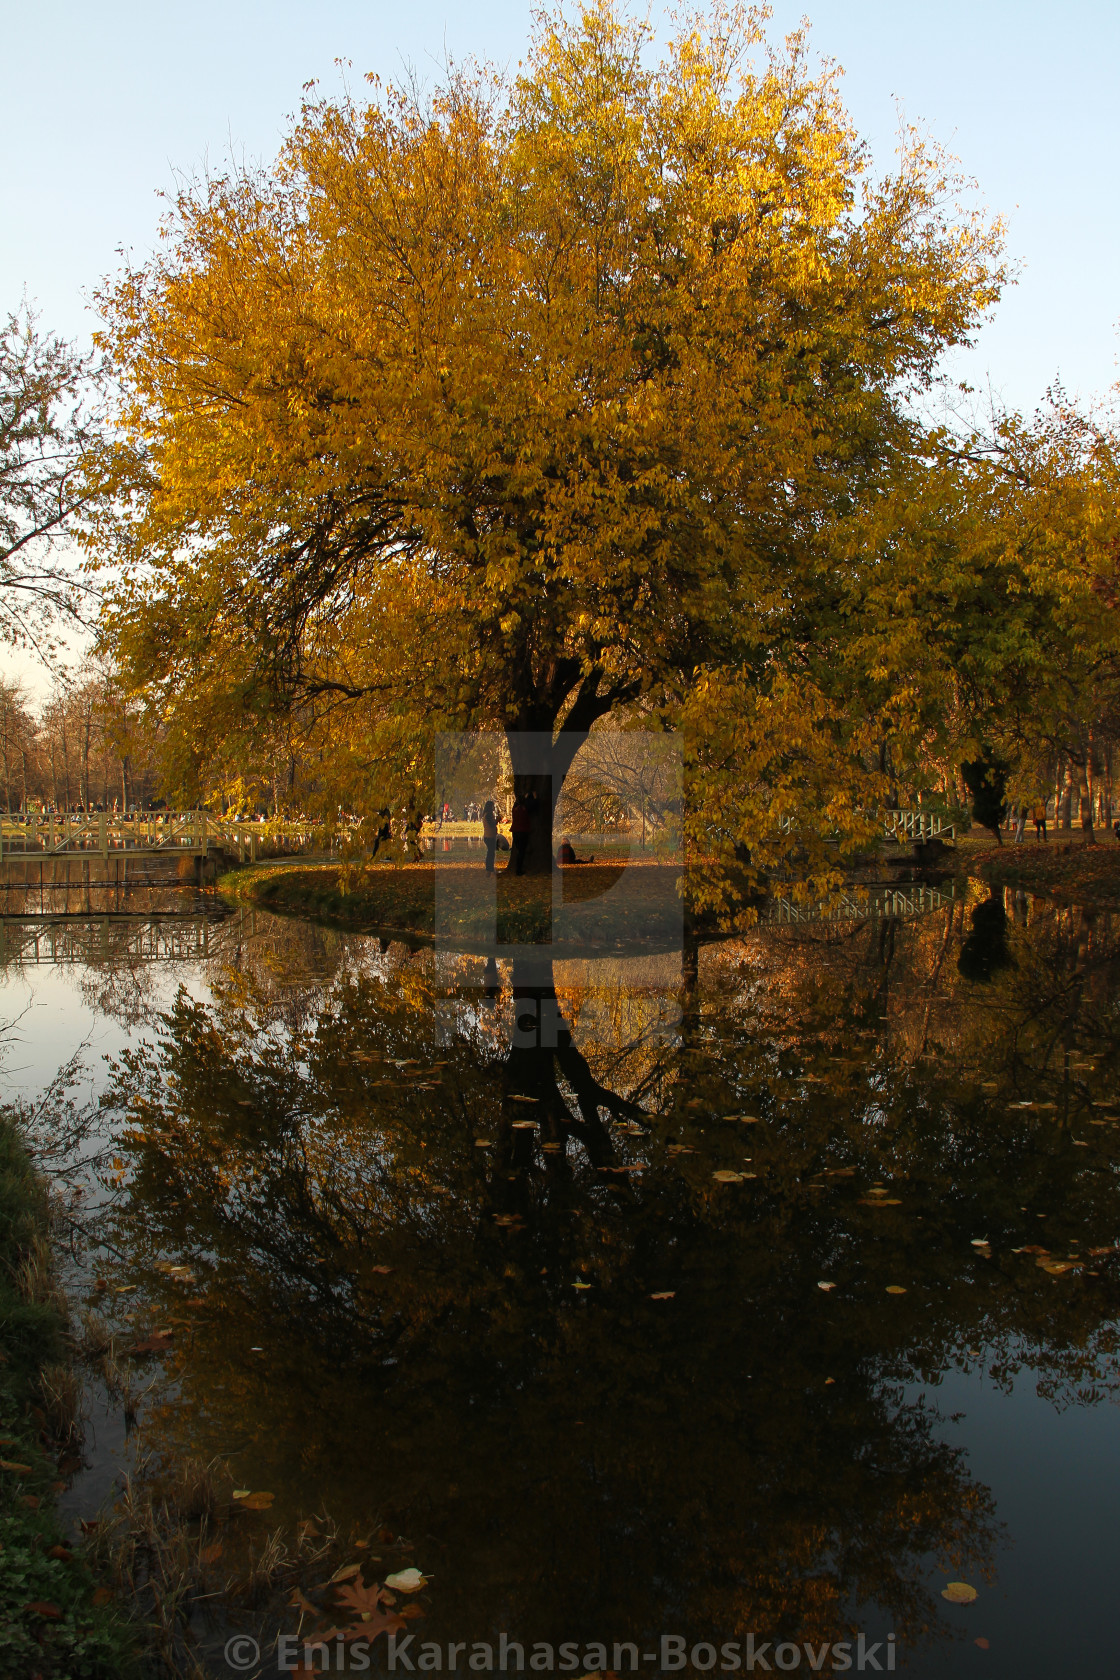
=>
[3,0,1119,693]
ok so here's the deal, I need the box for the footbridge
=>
[0,811,316,865]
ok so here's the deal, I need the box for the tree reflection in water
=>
[98,885,1120,1658]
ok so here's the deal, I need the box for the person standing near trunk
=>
[1033,801,1047,842]
[482,799,498,874]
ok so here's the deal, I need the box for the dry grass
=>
[86,1451,345,1675]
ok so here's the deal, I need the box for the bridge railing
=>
[0,812,319,861]
[774,809,957,842]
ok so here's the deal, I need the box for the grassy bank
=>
[217,858,692,947]
[0,1111,135,1677]
[959,832,1120,905]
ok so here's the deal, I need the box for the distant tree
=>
[1,303,99,660]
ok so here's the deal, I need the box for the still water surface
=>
[1,881,1117,1678]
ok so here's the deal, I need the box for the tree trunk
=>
[1059,758,1074,830]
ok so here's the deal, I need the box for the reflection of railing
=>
[764,882,957,925]
[0,913,221,968]
[775,809,957,842]
[0,812,316,863]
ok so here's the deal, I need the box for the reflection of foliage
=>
[88,892,1120,1655]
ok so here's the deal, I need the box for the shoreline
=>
[0,1108,134,1676]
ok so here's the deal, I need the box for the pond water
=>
[0,878,1117,1679]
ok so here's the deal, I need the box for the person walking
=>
[510,793,532,875]
[481,799,498,874]
[1033,801,1047,842]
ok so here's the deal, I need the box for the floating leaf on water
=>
[885,1285,907,1294]
[942,1582,978,1604]
[511,1120,537,1130]
[712,1169,744,1183]
[859,1198,902,1207]
[232,1489,274,1509]
[370,1265,393,1275]
[1037,1258,1079,1275]
[970,1238,989,1247]
[385,1567,428,1592]
[817,1282,836,1292]
[573,1280,592,1290]
[542,1142,563,1152]
[508,1095,539,1104]
[474,1139,494,1148]
[650,1291,676,1300]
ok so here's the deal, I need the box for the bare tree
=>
[1,303,100,660]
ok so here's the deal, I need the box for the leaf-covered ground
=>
[962,834,1120,906]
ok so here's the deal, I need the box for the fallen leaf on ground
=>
[48,1545,72,1561]
[233,1490,274,1510]
[200,1541,223,1563]
[942,1582,978,1604]
[974,1638,990,1649]
[385,1567,428,1593]
[23,1601,62,1619]
[331,1563,361,1583]
[91,1585,113,1605]
[399,1603,425,1619]
[0,1459,33,1473]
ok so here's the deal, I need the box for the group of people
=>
[1007,800,1120,842]
[477,792,592,874]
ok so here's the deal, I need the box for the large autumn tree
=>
[94,1,1004,871]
